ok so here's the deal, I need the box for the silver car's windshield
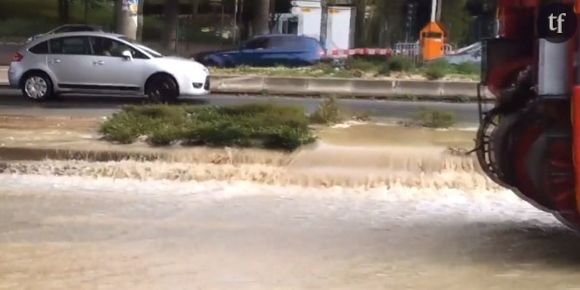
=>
[136,44,163,58]
[118,37,164,58]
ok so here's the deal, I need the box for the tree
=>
[137,0,145,41]
[58,0,70,23]
[80,0,106,24]
[251,0,270,35]
[163,0,179,51]
[320,0,328,48]
[440,0,470,46]
[355,0,366,46]
[376,0,406,46]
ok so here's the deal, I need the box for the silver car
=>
[9,31,210,102]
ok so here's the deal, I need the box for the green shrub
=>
[378,63,391,76]
[453,62,480,75]
[263,126,316,150]
[310,97,343,125]
[347,57,384,72]
[414,109,456,128]
[99,112,148,144]
[424,59,452,80]
[312,62,335,74]
[387,56,415,72]
[187,121,251,147]
[148,124,184,146]
[100,104,316,151]
[123,104,186,121]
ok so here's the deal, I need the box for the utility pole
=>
[320,0,328,50]
[436,0,442,21]
[252,0,270,35]
[430,0,437,22]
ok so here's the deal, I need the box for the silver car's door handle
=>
[93,60,104,65]
[52,59,61,64]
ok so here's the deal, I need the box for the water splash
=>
[0,143,502,191]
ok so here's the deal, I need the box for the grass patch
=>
[454,62,480,75]
[413,109,457,129]
[100,104,316,151]
[387,55,415,73]
[423,59,452,80]
[211,57,479,81]
[310,96,343,125]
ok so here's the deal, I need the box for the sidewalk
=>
[0,66,486,100]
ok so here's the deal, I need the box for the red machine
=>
[475,0,580,228]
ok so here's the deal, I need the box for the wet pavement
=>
[1,175,580,290]
[0,88,483,125]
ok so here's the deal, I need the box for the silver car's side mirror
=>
[122,50,133,61]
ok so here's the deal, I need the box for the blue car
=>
[195,34,325,68]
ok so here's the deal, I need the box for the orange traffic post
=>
[420,22,446,61]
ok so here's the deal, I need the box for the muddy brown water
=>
[5,123,580,289]
[1,175,580,290]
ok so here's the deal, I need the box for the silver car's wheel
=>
[21,73,53,101]
[146,74,179,103]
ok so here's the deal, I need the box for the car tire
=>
[21,72,54,101]
[145,74,179,103]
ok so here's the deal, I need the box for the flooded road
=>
[2,174,580,290]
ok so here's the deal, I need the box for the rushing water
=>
[2,143,580,290]
[0,143,498,191]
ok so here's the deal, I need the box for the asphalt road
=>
[0,88,484,125]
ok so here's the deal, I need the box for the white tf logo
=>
[549,13,566,34]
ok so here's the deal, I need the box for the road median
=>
[0,67,489,101]
[211,74,487,100]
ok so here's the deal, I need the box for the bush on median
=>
[414,108,457,129]
[310,96,343,125]
[100,104,316,151]
[423,59,452,80]
[387,55,415,73]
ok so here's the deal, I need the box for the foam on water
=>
[0,172,555,225]
[0,143,499,191]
